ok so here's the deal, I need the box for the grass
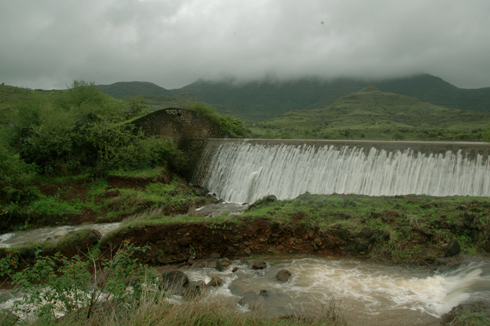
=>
[248,87,489,141]
[100,179,204,222]
[238,193,490,261]
[107,167,162,180]
[1,291,346,326]
[98,192,490,264]
[26,194,82,216]
[3,172,213,229]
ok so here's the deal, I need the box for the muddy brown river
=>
[183,256,490,325]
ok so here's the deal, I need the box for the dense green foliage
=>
[0,144,39,204]
[189,102,248,138]
[0,81,183,176]
[249,87,490,141]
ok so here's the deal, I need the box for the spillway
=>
[194,139,490,203]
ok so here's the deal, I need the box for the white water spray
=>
[198,141,490,203]
[182,258,490,322]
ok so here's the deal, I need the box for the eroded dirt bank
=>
[101,216,346,265]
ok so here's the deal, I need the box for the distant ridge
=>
[98,74,490,121]
[359,85,380,92]
[249,87,490,141]
[177,74,490,120]
[97,81,172,98]
[97,81,247,120]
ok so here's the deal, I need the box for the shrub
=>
[80,119,185,175]
[7,80,186,177]
[125,96,149,118]
[0,241,157,321]
[190,102,248,138]
[20,103,78,174]
[0,144,39,204]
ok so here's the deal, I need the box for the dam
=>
[194,139,490,203]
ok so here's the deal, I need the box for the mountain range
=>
[97,74,490,121]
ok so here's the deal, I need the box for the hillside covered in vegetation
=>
[0,81,246,230]
[98,74,490,121]
[249,86,490,141]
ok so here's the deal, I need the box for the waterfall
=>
[195,140,490,203]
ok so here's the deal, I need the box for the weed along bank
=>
[1,82,490,324]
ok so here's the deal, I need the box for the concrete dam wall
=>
[194,139,490,203]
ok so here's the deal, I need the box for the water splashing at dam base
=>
[195,139,490,203]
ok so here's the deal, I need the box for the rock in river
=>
[252,260,267,270]
[160,270,189,295]
[444,239,461,257]
[276,269,292,282]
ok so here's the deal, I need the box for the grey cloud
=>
[1,0,489,90]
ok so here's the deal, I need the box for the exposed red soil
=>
[37,178,91,201]
[107,176,151,190]
[101,216,357,266]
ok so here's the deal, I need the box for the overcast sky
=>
[1,0,490,90]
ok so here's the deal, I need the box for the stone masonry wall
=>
[131,108,224,148]
[131,108,224,180]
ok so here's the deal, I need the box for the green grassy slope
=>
[0,85,47,110]
[177,74,490,121]
[178,78,365,121]
[374,74,490,112]
[249,86,490,141]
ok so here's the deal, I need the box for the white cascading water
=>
[198,141,490,203]
[184,258,490,324]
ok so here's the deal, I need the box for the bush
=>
[20,103,78,174]
[4,98,44,150]
[6,80,186,177]
[0,241,157,321]
[80,119,185,176]
[0,144,39,204]
[191,102,248,138]
[125,96,149,118]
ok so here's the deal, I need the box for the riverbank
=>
[2,175,490,325]
[4,193,490,267]
[0,167,217,233]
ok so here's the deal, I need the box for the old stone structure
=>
[131,108,225,180]
[131,108,224,148]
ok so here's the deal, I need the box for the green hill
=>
[97,81,173,98]
[97,81,247,120]
[249,87,490,141]
[176,74,490,121]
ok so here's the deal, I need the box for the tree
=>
[125,96,148,118]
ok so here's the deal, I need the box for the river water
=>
[1,207,489,324]
[0,223,121,248]
[183,256,490,325]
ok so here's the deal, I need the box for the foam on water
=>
[0,223,121,248]
[197,141,490,203]
[1,257,488,323]
[183,258,490,318]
